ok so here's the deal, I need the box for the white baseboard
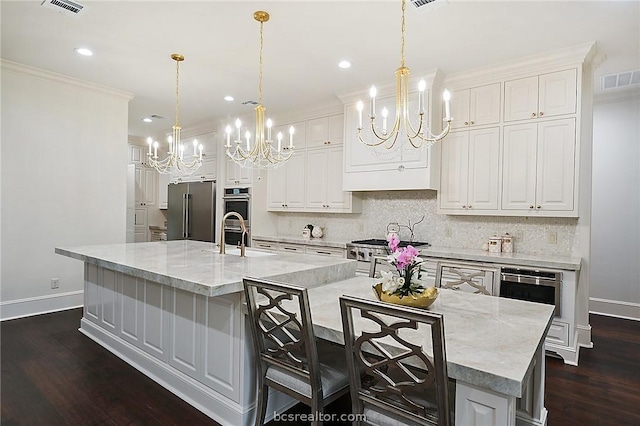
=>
[589,297,640,321]
[0,290,83,321]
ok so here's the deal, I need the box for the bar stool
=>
[435,261,500,295]
[243,277,350,426]
[339,295,452,426]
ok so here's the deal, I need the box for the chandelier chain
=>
[174,58,180,127]
[258,20,264,105]
[400,0,406,68]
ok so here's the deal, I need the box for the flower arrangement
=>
[380,234,428,297]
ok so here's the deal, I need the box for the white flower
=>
[380,270,397,293]
[397,277,405,287]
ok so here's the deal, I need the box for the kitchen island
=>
[56,240,553,426]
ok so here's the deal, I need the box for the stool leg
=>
[254,380,268,426]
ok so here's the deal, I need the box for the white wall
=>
[0,61,132,319]
[590,93,640,320]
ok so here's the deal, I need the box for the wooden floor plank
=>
[2,309,639,425]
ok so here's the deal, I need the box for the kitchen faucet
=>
[219,212,248,257]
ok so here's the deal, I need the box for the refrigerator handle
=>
[182,194,188,238]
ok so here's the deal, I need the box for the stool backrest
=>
[339,295,450,426]
[243,278,322,400]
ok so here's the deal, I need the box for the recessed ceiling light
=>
[142,117,153,123]
[338,60,351,69]
[224,96,234,102]
[74,47,93,57]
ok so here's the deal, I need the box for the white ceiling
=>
[2,1,639,139]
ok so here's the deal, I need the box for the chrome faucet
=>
[219,212,248,257]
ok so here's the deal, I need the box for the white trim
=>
[0,290,84,321]
[0,59,134,100]
[589,297,640,321]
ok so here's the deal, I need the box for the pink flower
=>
[394,245,419,270]
[387,233,400,252]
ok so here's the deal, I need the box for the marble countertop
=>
[252,235,347,249]
[55,240,356,297]
[297,276,554,398]
[420,246,582,271]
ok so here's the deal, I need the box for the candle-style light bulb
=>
[153,141,159,159]
[147,137,153,155]
[277,132,283,152]
[199,144,203,161]
[356,101,364,129]
[245,130,251,151]
[382,107,389,134]
[225,125,232,147]
[167,135,173,154]
[266,118,273,141]
[418,79,426,113]
[443,89,451,121]
[369,85,377,119]
[235,118,242,141]
[192,139,198,156]
[288,126,295,148]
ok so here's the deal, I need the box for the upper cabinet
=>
[504,69,577,122]
[449,83,501,130]
[266,113,361,213]
[225,159,253,187]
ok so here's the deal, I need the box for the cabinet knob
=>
[537,205,541,209]
[529,205,534,209]
[531,112,537,117]
[467,205,472,209]
[464,121,469,126]
[462,205,466,209]
[470,121,475,125]
[539,112,544,116]
[327,141,331,145]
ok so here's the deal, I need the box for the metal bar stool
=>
[244,277,350,426]
[340,294,452,426]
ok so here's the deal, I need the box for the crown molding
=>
[594,86,640,105]
[1,59,134,100]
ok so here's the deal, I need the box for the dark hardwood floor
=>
[2,309,639,425]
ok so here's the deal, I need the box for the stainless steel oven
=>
[499,267,562,316]
[223,187,251,247]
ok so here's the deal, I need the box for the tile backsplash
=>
[272,191,579,257]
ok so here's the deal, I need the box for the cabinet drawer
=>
[546,320,569,346]
[252,240,278,252]
[278,243,306,254]
[305,247,345,258]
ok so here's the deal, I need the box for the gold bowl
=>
[372,283,439,309]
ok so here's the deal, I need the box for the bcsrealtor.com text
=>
[273,412,366,423]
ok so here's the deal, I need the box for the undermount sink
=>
[224,247,275,258]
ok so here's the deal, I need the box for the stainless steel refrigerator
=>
[167,181,216,242]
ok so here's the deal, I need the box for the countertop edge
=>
[252,235,347,249]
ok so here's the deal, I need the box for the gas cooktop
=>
[349,239,430,248]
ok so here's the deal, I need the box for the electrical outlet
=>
[51,278,60,289]
[547,231,557,244]
[444,227,452,237]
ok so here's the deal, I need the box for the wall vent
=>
[41,0,85,17]
[601,70,640,90]
[150,114,166,120]
[410,0,448,11]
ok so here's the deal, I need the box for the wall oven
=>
[499,267,562,317]
[223,187,251,247]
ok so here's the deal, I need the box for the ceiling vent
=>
[41,0,85,17]
[601,70,640,90]
[242,100,259,106]
[150,114,166,120]
[410,0,448,12]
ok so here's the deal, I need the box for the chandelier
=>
[356,0,452,150]
[225,11,294,169]
[147,54,203,175]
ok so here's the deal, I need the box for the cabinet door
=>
[504,76,538,122]
[470,83,501,126]
[467,127,500,210]
[325,146,349,209]
[449,89,470,130]
[226,159,252,186]
[536,119,576,211]
[306,117,330,149]
[134,165,144,206]
[305,149,328,209]
[501,123,538,210]
[538,69,577,118]
[129,144,145,165]
[267,164,287,210]
[284,154,306,209]
[143,167,158,207]
[439,132,469,210]
[158,173,170,209]
[328,114,344,146]
[196,156,216,181]
[273,121,306,150]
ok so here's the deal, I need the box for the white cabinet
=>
[502,118,576,215]
[267,153,306,210]
[134,165,158,207]
[225,158,252,186]
[306,146,351,211]
[306,114,344,149]
[134,208,148,242]
[435,261,500,296]
[439,128,500,214]
[158,173,169,210]
[449,83,501,130]
[504,69,577,122]
[129,144,147,165]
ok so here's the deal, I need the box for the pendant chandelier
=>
[147,54,203,175]
[225,11,294,169]
[356,0,452,150]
